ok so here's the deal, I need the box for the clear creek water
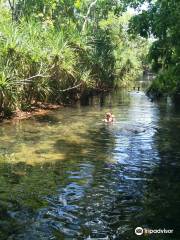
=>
[0,90,180,240]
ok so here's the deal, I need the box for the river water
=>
[0,90,179,240]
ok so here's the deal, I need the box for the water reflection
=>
[0,91,179,239]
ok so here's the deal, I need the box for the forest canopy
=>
[129,0,180,98]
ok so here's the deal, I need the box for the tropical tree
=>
[0,0,149,117]
[129,0,180,97]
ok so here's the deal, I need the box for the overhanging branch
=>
[58,83,82,92]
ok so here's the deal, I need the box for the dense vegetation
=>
[0,0,148,117]
[129,0,180,99]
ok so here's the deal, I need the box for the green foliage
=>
[0,0,148,116]
[129,0,180,97]
[99,12,149,87]
[147,65,180,97]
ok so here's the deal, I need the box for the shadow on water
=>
[34,114,60,124]
[0,90,179,239]
[137,103,180,239]
[0,119,116,239]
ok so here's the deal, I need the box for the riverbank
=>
[0,102,63,123]
[0,7,148,122]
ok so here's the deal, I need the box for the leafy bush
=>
[0,1,148,116]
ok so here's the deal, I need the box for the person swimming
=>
[103,112,115,123]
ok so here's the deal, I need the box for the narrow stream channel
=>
[0,90,180,240]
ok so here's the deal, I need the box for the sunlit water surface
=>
[0,90,180,240]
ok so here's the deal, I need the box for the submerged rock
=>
[120,124,147,134]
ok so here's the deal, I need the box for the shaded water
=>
[0,90,180,240]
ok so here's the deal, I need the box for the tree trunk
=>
[82,0,98,33]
